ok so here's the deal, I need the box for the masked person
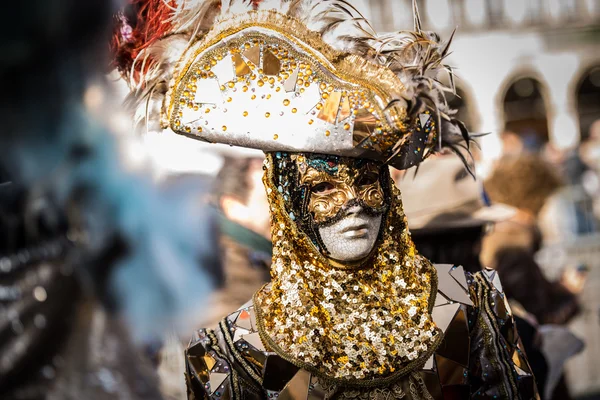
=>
[123,1,539,398]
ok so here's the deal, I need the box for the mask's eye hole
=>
[311,182,335,194]
[356,173,379,186]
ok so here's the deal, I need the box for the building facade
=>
[358,0,600,174]
[358,1,600,397]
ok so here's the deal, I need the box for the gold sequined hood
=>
[253,153,441,385]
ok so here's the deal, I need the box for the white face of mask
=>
[318,204,382,262]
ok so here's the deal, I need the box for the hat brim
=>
[408,203,516,232]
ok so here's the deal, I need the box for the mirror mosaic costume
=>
[129,1,539,398]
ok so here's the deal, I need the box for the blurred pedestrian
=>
[500,130,526,156]
[395,156,515,273]
[155,155,272,400]
[198,155,271,329]
[579,119,600,222]
[396,155,551,399]
[483,156,587,400]
[492,248,585,400]
[482,154,562,263]
[494,247,582,326]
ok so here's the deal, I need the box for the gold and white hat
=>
[123,0,470,170]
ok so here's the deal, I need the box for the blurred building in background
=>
[358,1,600,398]
[123,0,600,178]
[360,0,600,166]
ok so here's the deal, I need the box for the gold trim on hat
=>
[161,10,430,165]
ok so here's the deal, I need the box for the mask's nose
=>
[346,203,363,215]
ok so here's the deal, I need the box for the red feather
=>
[111,0,176,84]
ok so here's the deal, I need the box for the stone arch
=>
[575,64,600,140]
[499,73,551,152]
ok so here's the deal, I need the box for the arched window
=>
[576,66,600,140]
[449,0,467,27]
[485,0,504,26]
[502,77,549,152]
[525,0,545,24]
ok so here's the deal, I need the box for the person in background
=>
[484,155,588,400]
[579,119,600,223]
[399,156,585,400]
[395,155,572,400]
[482,154,563,264]
[482,155,587,314]
[201,155,271,329]
[394,156,515,274]
[500,130,526,157]
[153,161,271,399]
[490,247,585,400]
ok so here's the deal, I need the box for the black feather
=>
[453,119,471,149]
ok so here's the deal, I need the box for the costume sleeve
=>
[468,270,540,400]
[184,329,236,400]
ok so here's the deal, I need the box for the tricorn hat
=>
[115,0,472,171]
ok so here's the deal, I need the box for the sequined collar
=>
[253,156,442,385]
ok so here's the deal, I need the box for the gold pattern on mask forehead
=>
[254,154,441,385]
[298,158,384,224]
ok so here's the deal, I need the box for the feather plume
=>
[111,0,178,83]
